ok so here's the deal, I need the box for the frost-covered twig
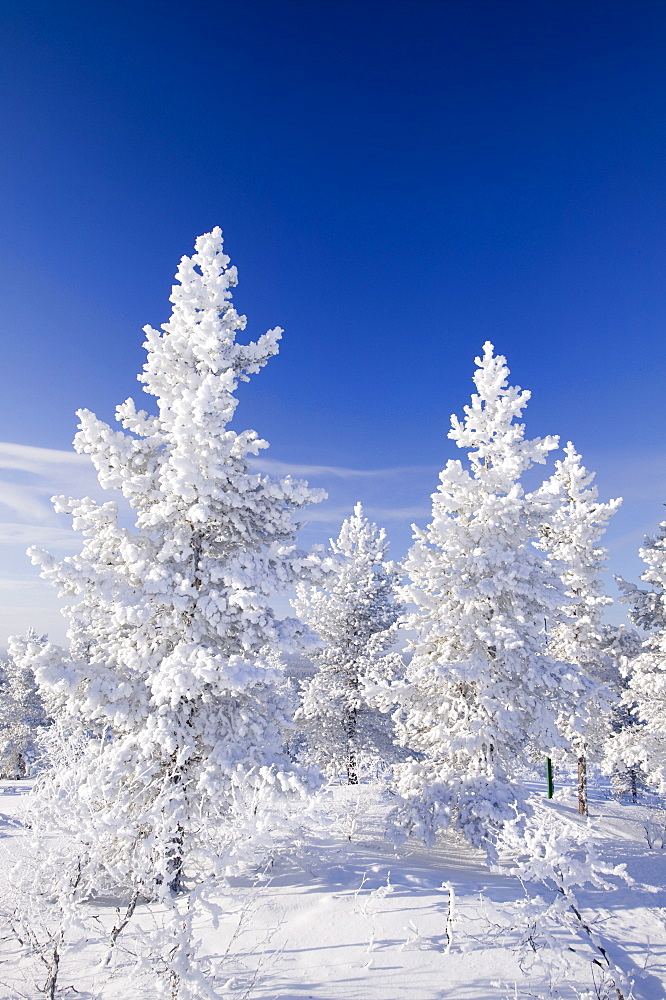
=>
[441,881,455,953]
[102,889,140,965]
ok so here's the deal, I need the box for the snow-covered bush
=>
[0,628,50,778]
[392,343,586,857]
[24,227,325,898]
[495,804,635,1000]
[293,503,405,782]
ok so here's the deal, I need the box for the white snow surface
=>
[0,778,664,1000]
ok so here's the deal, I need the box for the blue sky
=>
[1,1,666,643]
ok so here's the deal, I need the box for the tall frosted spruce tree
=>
[536,443,621,814]
[292,503,403,783]
[25,229,324,895]
[613,520,666,795]
[393,343,585,857]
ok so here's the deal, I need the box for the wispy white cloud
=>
[249,457,436,480]
[0,481,53,523]
[0,523,81,547]
[367,505,431,521]
[302,504,430,524]
[0,442,102,645]
[0,578,39,592]
[0,441,104,528]
[0,441,88,473]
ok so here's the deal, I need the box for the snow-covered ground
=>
[0,778,664,1000]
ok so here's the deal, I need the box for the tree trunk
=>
[167,825,184,894]
[164,760,184,893]
[577,755,587,815]
[346,745,358,785]
[44,937,61,1000]
[345,669,359,785]
[344,704,358,784]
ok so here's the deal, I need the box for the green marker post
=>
[546,756,554,799]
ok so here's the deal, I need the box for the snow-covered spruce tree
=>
[0,629,50,778]
[599,624,646,803]
[392,343,586,858]
[611,520,666,795]
[292,503,404,783]
[25,228,325,897]
[536,442,621,814]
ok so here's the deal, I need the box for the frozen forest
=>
[1,229,665,1000]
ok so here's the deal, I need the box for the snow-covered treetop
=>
[74,227,309,532]
[332,502,388,561]
[139,226,280,421]
[62,226,322,557]
[448,341,558,492]
[294,502,400,650]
